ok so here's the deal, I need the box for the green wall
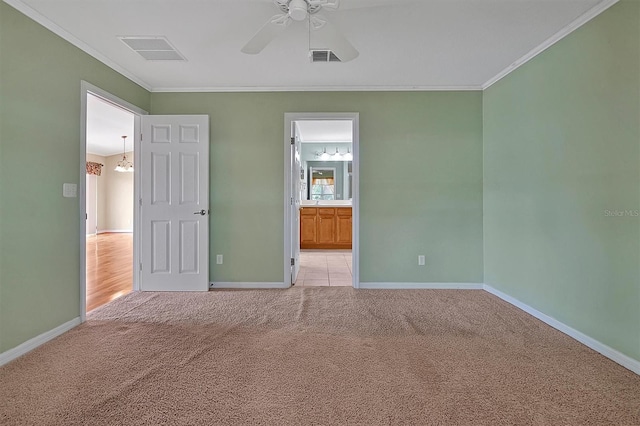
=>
[7,0,636,369]
[483,0,640,360]
[150,91,484,284]
[0,2,150,352]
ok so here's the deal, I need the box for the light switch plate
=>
[63,183,77,198]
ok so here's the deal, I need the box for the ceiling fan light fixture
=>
[289,0,308,21]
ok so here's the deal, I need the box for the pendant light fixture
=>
[114,135,133,172]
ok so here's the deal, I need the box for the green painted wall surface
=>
[150,91,484,285]
[483,1,640,360]
[0,3,150,352]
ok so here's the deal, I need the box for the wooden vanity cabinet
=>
[300,207,352,249]
[300,208,317,245]
[336,208,352,244]
[317,208,336,244]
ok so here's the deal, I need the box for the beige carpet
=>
[1,288,639,425]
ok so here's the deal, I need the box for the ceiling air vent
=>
[310,50,341,63]
[118,36,186,61]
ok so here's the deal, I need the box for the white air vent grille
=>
[310,50,341,63]
[118,36,186,61]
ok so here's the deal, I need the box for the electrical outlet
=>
[418,255,425,266]
[216,254,223,265]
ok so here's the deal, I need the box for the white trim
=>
[4,0,151,91]
[152,85,482,93]
[482,0,619,89]
[97,229,133,234]
[0,317,81,367]
[283,113,360,290]
[360,282,484,290]
[80,81,147,322]
[483,284,640,375]
[210,282,288,289]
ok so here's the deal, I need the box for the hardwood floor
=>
[86,233,133,312]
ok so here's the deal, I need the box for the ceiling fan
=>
[241,0,359,62]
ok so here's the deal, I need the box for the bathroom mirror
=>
[309,167,336,201]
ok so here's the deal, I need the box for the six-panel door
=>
[140,115,209,291]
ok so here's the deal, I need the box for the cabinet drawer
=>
[300,207,317,215]
[318,208,336,216]
[336,208,352,217]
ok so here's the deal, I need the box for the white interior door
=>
[140,115,209,291]
[291,124,301,283]
[86,174,97,235]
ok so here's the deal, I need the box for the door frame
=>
[283,113,360,288]
[79,81,147,321]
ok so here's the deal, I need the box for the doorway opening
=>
[80,82,146,320]
[284,113,359,288]
[85,93,135,311]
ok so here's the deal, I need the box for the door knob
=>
[194,209,207,216]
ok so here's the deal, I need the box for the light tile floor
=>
[294,250,353,287]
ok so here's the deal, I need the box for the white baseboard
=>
[0,317,81,367]
[483,284,640,375]
[210,282,288,289]
[359,282,484,290]
[98,229,132,234]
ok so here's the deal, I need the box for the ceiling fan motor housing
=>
[288,0,308,21]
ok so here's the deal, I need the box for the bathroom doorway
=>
[284,113,359,288]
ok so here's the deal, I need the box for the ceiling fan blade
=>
[311,15,359,62]
[241,14,291,54]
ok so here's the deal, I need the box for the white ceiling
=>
[87,94,135,157]
[296,120,353,142]
[8,0,611,91]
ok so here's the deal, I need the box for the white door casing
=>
[86,174,97,235]
[140,115,209,291]
[290,124,302,283]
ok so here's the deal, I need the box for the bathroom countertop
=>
[300,201,352,207]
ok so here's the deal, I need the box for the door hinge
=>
[290,197,293,206]
[291,258,295,266]
[139,198,142,206]
[139,263,143,271]
[291,137,295,145]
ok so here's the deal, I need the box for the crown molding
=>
[150,85,483,93]
[482,0,619,90]
[3,0,153,92]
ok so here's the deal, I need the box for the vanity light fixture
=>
[320,148,331,161]
[315,146,352,161]
[343,148,353,161]
[114,135,133,172]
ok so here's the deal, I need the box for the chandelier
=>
[114,135,133,173]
